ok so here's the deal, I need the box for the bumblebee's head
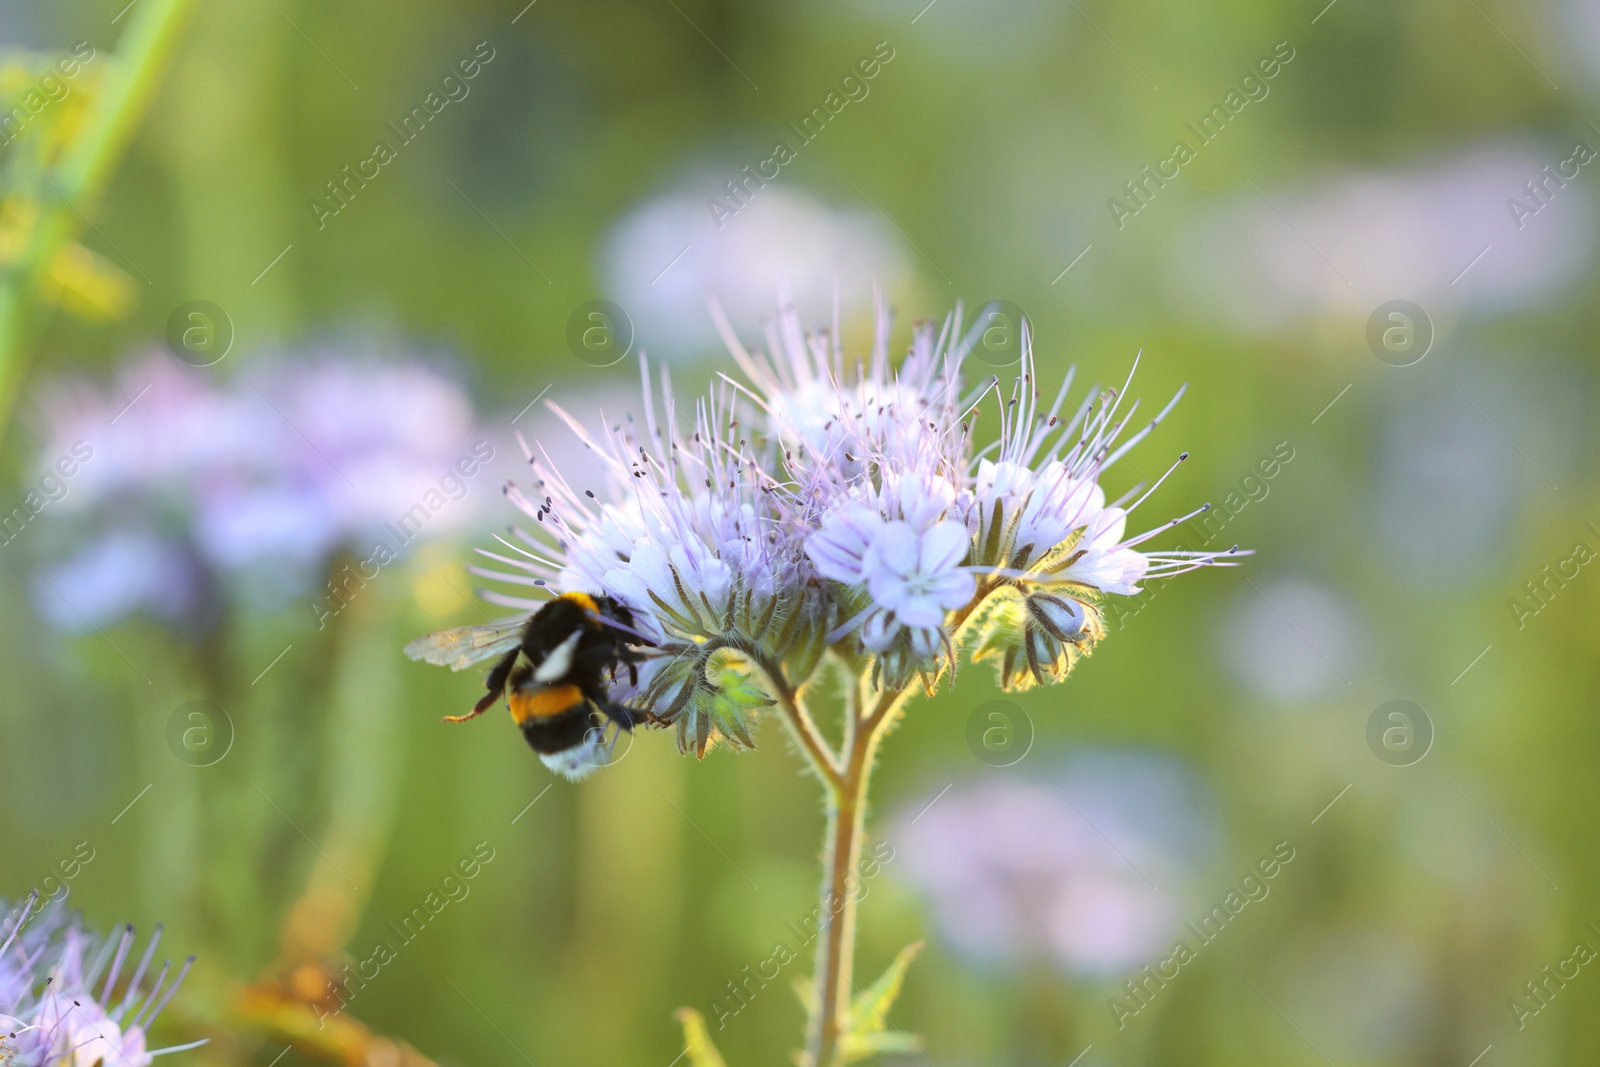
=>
[593,595,651,647]
[556,592,638,636]
[594,594,630,618]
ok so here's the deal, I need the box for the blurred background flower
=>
[25,343,490,628]
[892,750,1213,977]
[599,184,913,360]
[1221,577,1367,703]
[1165,144,1598,336]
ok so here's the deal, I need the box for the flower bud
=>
[1029,593,1087,641]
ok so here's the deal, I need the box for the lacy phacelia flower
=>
[0,900,203,1066]
[469,295,1242,757]
[812,515,974,659]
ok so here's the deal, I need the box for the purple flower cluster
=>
[472,294,1240,757]
[26,347,485,630]
[891,753,1213,976]
[0,900,202,1066]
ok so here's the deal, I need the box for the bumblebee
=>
[404,592,650,779]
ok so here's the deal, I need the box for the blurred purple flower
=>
[27,344,488,630]
[890,751,1212,977]
[1221,578,1366,703]
[599,185,913,360]
[32,529,206,632]
[1164,143,1595,334]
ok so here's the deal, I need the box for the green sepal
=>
[650,645,776,757]
[702,649,775,749]
[784,613,828,690]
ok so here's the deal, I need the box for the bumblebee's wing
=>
[404,615,527,671]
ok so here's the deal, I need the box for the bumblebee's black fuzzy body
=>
[490,593,646,758]
[405,591,650,777]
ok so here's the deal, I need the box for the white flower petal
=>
[919,520,972,573]
[861,609,897,651]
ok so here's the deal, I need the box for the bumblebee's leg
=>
[445,649,517,723]
[443,691,496,724]
[595,698,637,731]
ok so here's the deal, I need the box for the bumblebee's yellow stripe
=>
[560,591,599,619]
[508,684,583,725]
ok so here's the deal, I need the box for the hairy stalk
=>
[805,678,911,1067]
[794,587,998,1064]
[746,647,842,786]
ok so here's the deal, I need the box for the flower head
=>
[466,294,1242,755]
[0,899,202,1066]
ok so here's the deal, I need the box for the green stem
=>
[805,680,909,1067]
[0,0,195,436]
[746,646,842,787]
[790,586,1000,1063]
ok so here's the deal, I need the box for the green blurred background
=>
[2,0,1597,1064]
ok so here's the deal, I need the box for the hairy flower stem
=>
[775,591,999,1065]
[748,648,860,1066]
[804,680,909,1067]
[753,651,842,787]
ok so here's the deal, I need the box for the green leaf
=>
[850,941,923,1033]
[837,941,924,1063]
[674,1008,729,1067]
[838,1031,923,1063]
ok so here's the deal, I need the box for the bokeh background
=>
[2,0,1598,1064]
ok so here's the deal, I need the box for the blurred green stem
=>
[0,0,194,435]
